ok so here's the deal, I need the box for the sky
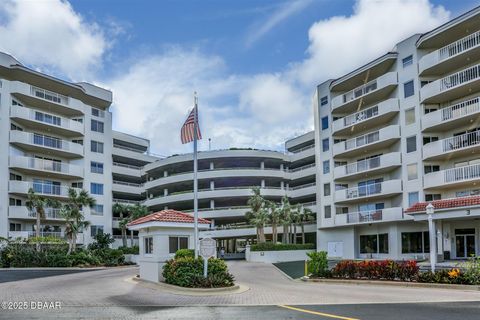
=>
[0,0,479,155]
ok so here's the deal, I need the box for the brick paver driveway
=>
[1,261,480,307]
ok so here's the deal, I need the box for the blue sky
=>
[1,0,479,155]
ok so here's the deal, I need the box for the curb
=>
[301,277,480,291]
[130,277,250,296]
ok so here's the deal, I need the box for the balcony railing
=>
[442,130,480,153]
[439,30,480,61]
[439,64,480,91]
[31,86,68,105]
[444,163,480,184]
[343,182,383,200]
[345,130,380,151]
[113,199,141,205]
[347,210,383,223]
[113,162,143,170]
[113,180,143,187]
[290,144,315,154]
[27,231,63,238]
[343,105,379,127]
[441,97,480,121]
[342,80,377,103]
[28,208,64,220]
[345,156,381,175]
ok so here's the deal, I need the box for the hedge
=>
[250,243,315,252]
[331,260,419,281]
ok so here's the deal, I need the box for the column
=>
[261,179,265,188]
[210,180,215,190]
[260,161,265,170]
[163,170,168,177]
[210,199,215,209]
[210,162,214,170]
[164,189,168,196]
[280,181,284,190]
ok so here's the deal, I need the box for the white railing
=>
[445,163,480,184]
[441,97,480,121]
[289,182,316,190]
[11,131,82,154]
[113,162,143,170]
[113,199,141,205]
[342,79,377,103]
[290,144,315,154]
[345,156,381,175]
[288,163,316,172]
[28,157,67,173]
[345,130,380,150]
[113,180,143,187]
[439,30,480,61]
[344,182,383,199]
[347,210,383,223]
[28,208,64,220]
[31,86,68,105]
[27,231,63,238]
[343,105,379,127]
[440,64,480,91]
[113,144,146,153]
[27,181,78,197]
[442,130,480,152]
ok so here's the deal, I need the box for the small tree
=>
[129,205,149,246]
[113,203,130,247]
[279,196,292,244]
[266,200,281,243]
[245,187,267,243]
[25,188,60,251]
[298,206,315,244]
[61,188,95,254]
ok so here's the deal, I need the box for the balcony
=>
[8,206,64,220]
[112,181,144,195]
[419,30,480,76]
[334,179,402,204]
[424,163,480,189]
[184,206,250,219]
[113,199,141,206]
[423,130,480,160]
[345,207,404,224]
[332,99,399,136]
[7,231,84,244]
[334,152,401,181]
[9,156,83,179]
[8,180,81,199]
[112,144,158,163]
[10,105,84,137]
[10,131,84,158]
[333,125,400,158]
[287,182,316,198]
[112,162,143,177]
[288,163,316,180]
[202,222,316,239]
[422,96,480,133]
[420,64,480,103]
[289,144,315,162]
[10,82,84,116]
[331,72,397,114]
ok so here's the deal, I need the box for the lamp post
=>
[426,203,436,273]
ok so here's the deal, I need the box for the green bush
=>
[88,233,115,250]
[118,246,139,255]
[163,257,235,288]
[174,249,195,259]
[250,243,315,251]
[307,251,329,277]
[90,248,125,266]
[463,257,480,285]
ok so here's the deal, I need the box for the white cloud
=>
[0,0,109,79]
[294,0,450,85]
[245,0,313,48]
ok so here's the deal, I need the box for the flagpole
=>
[193,92,199,259]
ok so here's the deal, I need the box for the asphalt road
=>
[0,269,100,283]
[1,302,479,320]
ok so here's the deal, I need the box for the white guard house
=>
[127,209,211,283]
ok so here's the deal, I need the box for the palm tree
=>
[298,206,315,244]
[113,203,130,247]
[290,204,302,244]
[128,204,149,246]
[25,188,60,251]
[266,200,281,243]
[245,187,267,243]
[61,188,95,254]
[279,196,292,244]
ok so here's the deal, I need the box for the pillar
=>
[163,171,168,177]
[260,161,265,170]
[210,162,214,170]
[164,189,168,196]
[210,199,215,209]
[261,179,265,188]
[210,180,215,190]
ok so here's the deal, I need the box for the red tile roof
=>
[405,196,480,213]
[127,209,211,226]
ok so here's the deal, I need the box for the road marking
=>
[278,305,360,320]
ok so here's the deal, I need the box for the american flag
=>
[180,106,202,144]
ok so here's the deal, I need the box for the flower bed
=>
[331,259,419,281]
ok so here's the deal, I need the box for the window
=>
[323,160,330,174]
[406,136,417,153]
[408,192,419,207]
[33,179,61,195]
[90,183,104,195]
[322,138,329,152]
[9,223,21,231]
[334,161,347,167]
[9,198,22,206]
[324,205,332,219]
[335,183,348,190]
[401,232,429,253]
[402,55,413,68]
[424,107,437,114]
[169,236,189,254]
[404,80,414,98]
[424,165,440,174]
[91,108,105,118]
[321,116,329,130]
[35,111,61,126]
[72,182,83,189]
[144,237,153,254]
[320,96,328,106]
[72,139,84,145]
[91,161,104,174]
[423,136,438,145]
[91,119,104,133]
[90,225,104,237]
[323,183,331,196]
[91,204,104,216]
[425,194,441,202]
[9,173,22,181]
[360,233,389,254]
[91,140,104,153]
[405,108,415,125]
[407,164,418,180]
[336,207,349,214]
[11,123,23,131]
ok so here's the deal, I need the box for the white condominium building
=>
[314,6,480,260]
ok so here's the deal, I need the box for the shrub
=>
[88,233,115,250]
[331,260,419,281]
[307,251,329,277]
[91,248,125,266]
[250,243,315,252]
[463,257,480,285]
[174,249,195,259]
[162,257,235,288]
[118,246,139,255]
